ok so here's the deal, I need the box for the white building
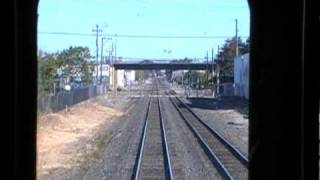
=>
[108,67,136,89]
[171,70,191,81]
[116,70,125,88]
[93,64,110,84]
[124,70,135,86]
[234,53,249,99]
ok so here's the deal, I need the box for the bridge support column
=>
[113,69,118,92]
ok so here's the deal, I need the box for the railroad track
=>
[132,80,173,180]
[169,96,248,180]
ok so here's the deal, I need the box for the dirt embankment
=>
[36,96,126,179]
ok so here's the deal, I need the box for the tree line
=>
[170,36,249,89]
[217,36,249,80]
[38,36,249,95]
[38,46,95,95]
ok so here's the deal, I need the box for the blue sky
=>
[38,0,249,61]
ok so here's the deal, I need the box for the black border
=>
[12,0,319,179]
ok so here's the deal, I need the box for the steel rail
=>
[132,80,173,180]
[132,83,155,180]
[169,97,233,180]
[158,88,174,180]
[175,97,249,167]
[132,97,151,180]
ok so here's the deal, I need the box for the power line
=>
[39,32,94,36]
[38,31,248,39]
[116,57,206,60]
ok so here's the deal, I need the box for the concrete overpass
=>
[113,63,215,72]
[109,63,216,90]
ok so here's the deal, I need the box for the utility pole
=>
[206,50,209,88]
[111,43,114,64]
[197,76,200,97]
[182,70,185,95]
[109,43,113,90]
[100,37,104,84]
[93,25,102,84]
[187,69,190,97]
[217,45,220,97]
[114,34,117,62]
[235,19,239,56]
[108,50,112,90]
[101,37,112,84]
[211,48,214,96]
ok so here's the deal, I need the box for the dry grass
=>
[36,99,123,177]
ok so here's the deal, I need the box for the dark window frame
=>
[12,0,319,179]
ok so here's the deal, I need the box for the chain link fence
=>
[37,84,107,113]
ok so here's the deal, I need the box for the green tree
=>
[240,37,250,54]
[217,37,249,81]
[135,70,144,81]
[183,70,209,89]
[38,46,95,95]
[57,46,94,85]
[170,57,193,64]
[38,52,59,94]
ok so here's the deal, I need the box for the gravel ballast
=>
[82,85,153,180]
[161,97,223,180]
[180,96,249,158]
[38,79,249,179]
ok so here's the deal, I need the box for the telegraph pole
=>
[108,50,112,89]
[101,37,112,84]
[235,19,239,56]
[211,48,214,96]
[114,34,117,62]
[100,37,104,84]
[109,43,113,89]
[211,48,214,73]
[206,50,209,87]
[217,45,220,96]
[93,25,102,84]
[111,42,114,64]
